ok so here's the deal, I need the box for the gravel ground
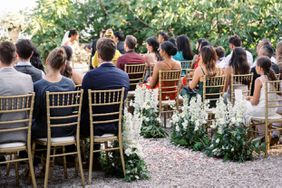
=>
[1,137,282,187]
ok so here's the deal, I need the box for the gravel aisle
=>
[1,137,282,187]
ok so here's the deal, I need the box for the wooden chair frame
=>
[180,60,192,77]
[158,70,181,127]
[88,88,125,184]
[33,90,85,188]
[0,93,36,187]
[202,75,226,105]
[230,73,253,104]
[124,63,146,91]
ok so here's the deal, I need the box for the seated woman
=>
[32,47,76,139]
[173,35,193,62]
[223,47,250,100]
[191,39,210,69]
[61,45,83,85]
[182,46,220,104]
[245,56,278,123]
[148,41,181,100]
[143,37,162,80]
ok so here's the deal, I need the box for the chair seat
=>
[251,113,282,121]
[0,142,26,149]
[37,136,75,144]
[127,91,135,96]
[94,134,117,142]
[161,100,176,105]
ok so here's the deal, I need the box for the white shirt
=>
[223,50,253,68]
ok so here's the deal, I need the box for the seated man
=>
[0,41,33,144]
[81,37,130,137]
[116,35,145,71]
[15,39,44,82]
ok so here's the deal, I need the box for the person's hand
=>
[246,96,252,100]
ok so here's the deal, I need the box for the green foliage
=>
[29,0,282,59]
[140,108,167,138]
[205,123,265,162]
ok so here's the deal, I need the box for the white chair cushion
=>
[251,113,282,121]
[38,136,75,143]
[0,142,25,149]
[94,134,115,139]
[128,91,135,96]
[161,100,176,105]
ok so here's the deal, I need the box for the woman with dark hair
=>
[144,37,162,66]
[173,35,194,61]
[32,47,76,139]
[30,46,45,72]
[61,29,79,53]
[61,45,83,85]
[191,39,210,69]
[223,47,250,92]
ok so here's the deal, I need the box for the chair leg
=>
[28,144,37,188]
[62,146,68,179]
[88,140,94,184]
[105,142,109,163]
[6,154,12,176]
[44,145,51,188]
[76,141,85,186]
[15,154,19,186]
[119,144,126,177]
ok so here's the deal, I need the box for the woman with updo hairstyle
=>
[245,56,279,128]
[32,47,76,139]
[61,45,83,85]
[149,41,181,88]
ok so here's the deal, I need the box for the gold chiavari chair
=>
[0,93,36,187]
[230,73,253,104]
[75,85,82,91]
[275,73,281,80]
[146,63,155,77]
[124,63,146,92]
[88,88,125,184]
[250,80,282,156]
[180,60,192,77]
[159,70,181,127]
[33,90,85,188]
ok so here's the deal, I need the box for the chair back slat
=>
[125,64,146,91]
[265,80,282,117]
[46,90,83,138]
[159,70,181,101]
[0,93,34,141]
[230,73,253,103]
[88,88,125,136]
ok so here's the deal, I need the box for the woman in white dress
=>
[245,56,279,125]
[61,29,79,52]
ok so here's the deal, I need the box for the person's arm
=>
[71,70,83,85]
[150,63,160,88]
[223,67,232,92]
[188,67,201,90]
[246,78,262,105]
[92,52,98,68]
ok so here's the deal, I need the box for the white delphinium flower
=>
[134,85,146,112]
[189,95,208,131]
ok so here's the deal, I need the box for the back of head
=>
[125,35,137,50]
[96,37,116,62]
[104,29,114,40]
[68,29,78,37]
[259,44,273,58]
[168,37,176,46]
[114,31,125,41]
[146,37,159,52]
[46,47,67,70]
[159,31,169,41]
[0,41,16,66]
[200,40,210,49]
[200,46,217,75]
[62,45,73,61]
[229,35,242,47]
[16,39,34,60]
[176,35,193,60]
[215,46,225,59]
[160,41,177,56]
[256,56,276,81]
[230,47,250,74]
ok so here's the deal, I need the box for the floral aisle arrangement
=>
[171,95,210,151]
[133,85,167,138]
[101,109,149,182]
[206,98,264,162]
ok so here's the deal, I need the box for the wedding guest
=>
[92,29,121,68]
[15,39,43,82]
[255,38,276,65]
[90,29,105,69]
[275,41,282,78]
[30,45,45,72]
[157,31,169,44]
[215,46,225,68]
[0,41,33,144]
[191,39,210,69]
[144,37,162,67]
[61,45,83,85]
[168,37,177,47]
[173,35,194,62]
[250,44,279,95]
[32,47,75,139]
[81,37,129,137]
[114,31,125,54]
[223,35,253,67]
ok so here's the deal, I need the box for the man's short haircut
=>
[158,31,169,41]
[125,35,137,50]
[260,44,274,58]
[229,35,242,47]
[114,31,125,41]
[215,46,225,58]
[96,37,116,62]
[0,41,16,65]
[16,39,34,59]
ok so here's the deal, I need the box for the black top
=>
[32,77,75,139]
